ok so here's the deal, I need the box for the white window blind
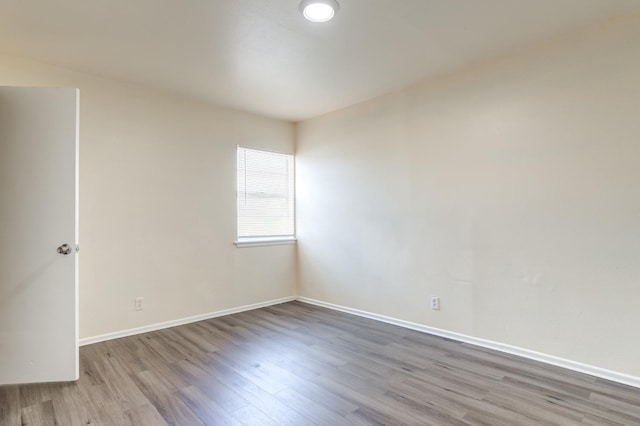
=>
[237,147,295,241]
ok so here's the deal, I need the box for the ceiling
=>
[1,0,639,122]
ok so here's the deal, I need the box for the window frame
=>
[235,146,296,248]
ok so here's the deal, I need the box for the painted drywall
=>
[0,54,296,339]
[296,14,640,377]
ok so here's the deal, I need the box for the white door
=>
[0,87,79,385]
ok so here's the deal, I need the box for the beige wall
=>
[0,54,296,339]
[296,15,640,377]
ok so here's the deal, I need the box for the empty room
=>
[1,0,639,424]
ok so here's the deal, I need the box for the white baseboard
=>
[297,297,640,389]
[79,296,296,346]
[78,294,639,389]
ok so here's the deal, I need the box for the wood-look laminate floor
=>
[1,301,639,425]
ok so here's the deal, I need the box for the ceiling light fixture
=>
[299,0,339,23]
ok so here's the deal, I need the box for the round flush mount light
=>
[299,0,339,23]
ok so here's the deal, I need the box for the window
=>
[236,146,295,246]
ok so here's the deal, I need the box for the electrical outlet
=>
[431,295,440,310]
[135,297,144,311]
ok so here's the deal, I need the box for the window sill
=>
[235,237,297,248]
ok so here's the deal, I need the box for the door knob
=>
[57,244,72,255]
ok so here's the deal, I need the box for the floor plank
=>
[1,301,639,425]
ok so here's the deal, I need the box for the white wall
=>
[296,15,640,377]
[0,54,296,339]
